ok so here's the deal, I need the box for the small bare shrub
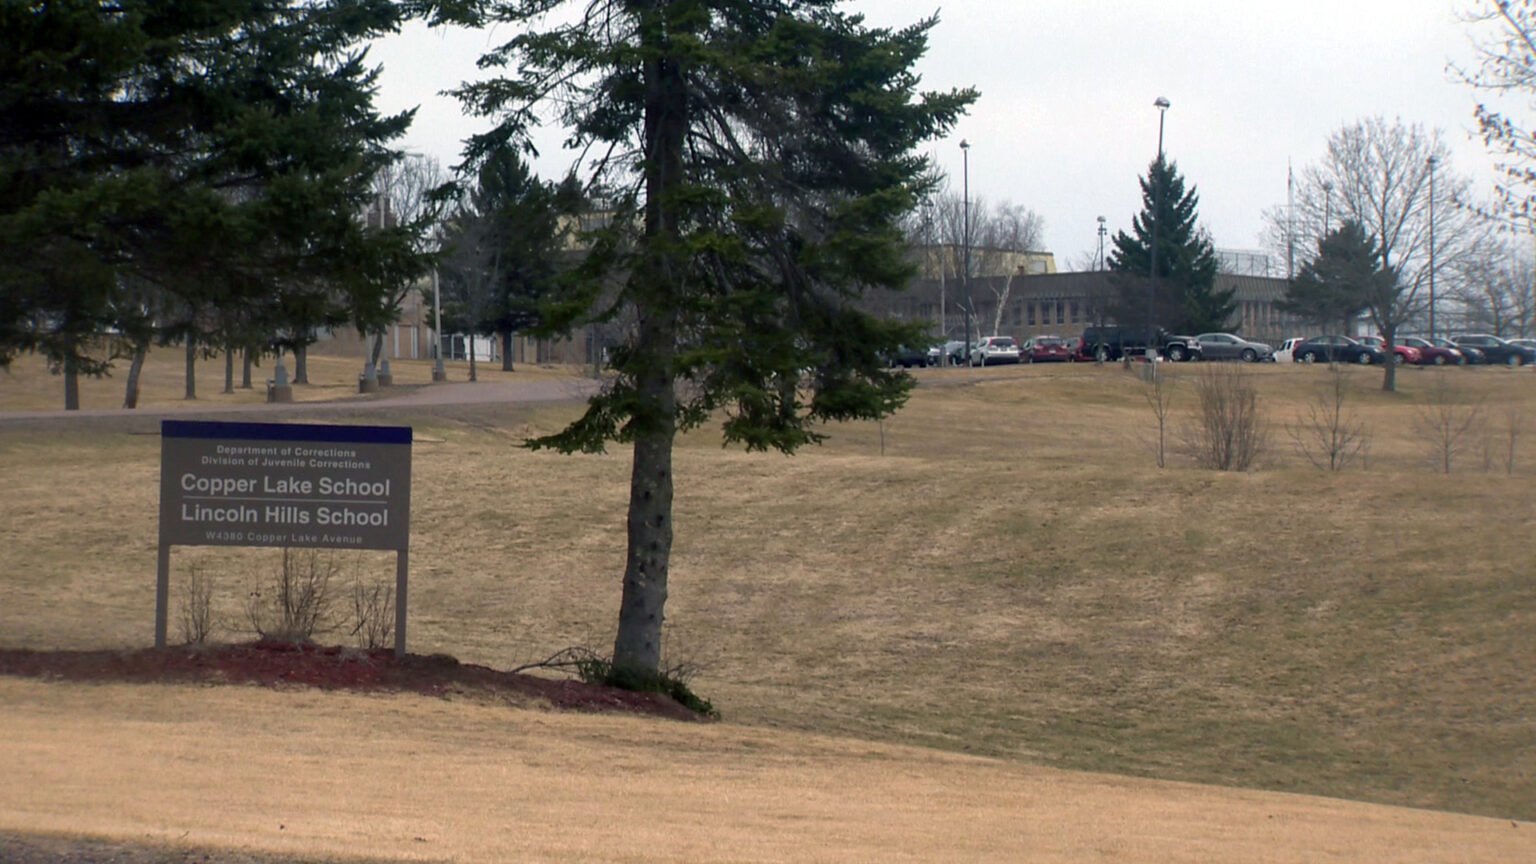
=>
[177,565,215,645]
[349,577,395,650]
[1484,405,1523,476]
[1289,366,1370,471]
[1411,372,1484,474]
[1141,362,1177,468]
[1185,364,1267,471]
[244,548,339,644]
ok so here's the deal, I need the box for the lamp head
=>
[1154,96,1170,110]
[960,139,970,150]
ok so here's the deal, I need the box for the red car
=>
[1399,336,1465,365]
[1022,335,1074,363]
[1359,335,1421,365]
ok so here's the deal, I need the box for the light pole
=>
[1322,181,1334,235]
[1427,156,1438,340]
[1096,216,1107,270]
[1147,96,1170,359]
[961,139,973,365]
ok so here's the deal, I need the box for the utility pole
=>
[961,139,972,366]
[1427,156,1438,340]
[1148,97,1170,360]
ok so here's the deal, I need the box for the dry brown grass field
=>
[2,348,1535,860]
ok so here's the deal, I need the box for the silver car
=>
[1194,332,1274,362]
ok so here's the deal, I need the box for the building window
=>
[1027,302,1036,326]
[1056,301,1065,325]
[1070,301,1080,323]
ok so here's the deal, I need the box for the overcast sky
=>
[366,0,1513,271]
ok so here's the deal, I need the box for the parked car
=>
[970,335,1022,366]
[1079,325,1202,362]
[1291,335,1385,365]
[1452,333,1536,366]
[1510,338,1536,353]
[1274,336,1306,364]
[1195,332,1274,362]
[1430,336,1481,364]
[1063,336,1083,360]
[1021,335,1073,363]
[1399,336,1464,366]
[887,345,928,368]
[928,340,969,367]
[1357,335,1421,366]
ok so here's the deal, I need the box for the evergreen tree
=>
[1281,221,1383,335]
[0,1,425,406]
[1107,156,1232,334]
[440,0,974,680]
[437,146,580,372]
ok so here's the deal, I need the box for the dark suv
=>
[1451,334,1536,367]
[1079,326,1202,362]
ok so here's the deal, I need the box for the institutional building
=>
[868,270,1304,345]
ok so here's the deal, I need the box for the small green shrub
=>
[575,654,719,719]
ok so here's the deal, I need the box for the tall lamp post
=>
[1147,97,1170,359]
[1322,181,1334,235]
[1427,156,1438,340]
[1096,216,1107,270]
[961,139,973,365]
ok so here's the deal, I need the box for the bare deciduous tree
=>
[1453,234,1536,337]
[1185,364,1267,471]
[1142,363,1177,468]
[1456,1,1536,219]
[1412,372,1485,474]
[907,179,1044,346]
[1289,366,1370,471]
[1480,404,1524,476]
[360,155,450,378]
[976,202,1046,336]
[1262,118,1487,391]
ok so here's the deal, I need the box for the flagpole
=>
[1286,161,1295,282]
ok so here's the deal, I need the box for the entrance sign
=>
[156,420,412,653]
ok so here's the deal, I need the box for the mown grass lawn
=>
[2,351,1533,820]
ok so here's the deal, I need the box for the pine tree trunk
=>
[468,334,477,381]
[501,331,514,371]
[241,346,254,389]
[294,344,309,385]
[223,348,234,394]
[184,335,197,400]
[611,14,686,680]
[123,341,147,409]
[612,310,677,678]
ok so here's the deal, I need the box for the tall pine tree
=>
[439,0,975,681]
[0,1,425,407]
[437,146,580,372]
[1107,156,1233,335]
[1281,220,1383,336]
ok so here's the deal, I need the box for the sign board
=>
[159,420,411,550]
[155,420,413,652]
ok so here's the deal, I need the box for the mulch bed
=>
[0,640,710,723]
